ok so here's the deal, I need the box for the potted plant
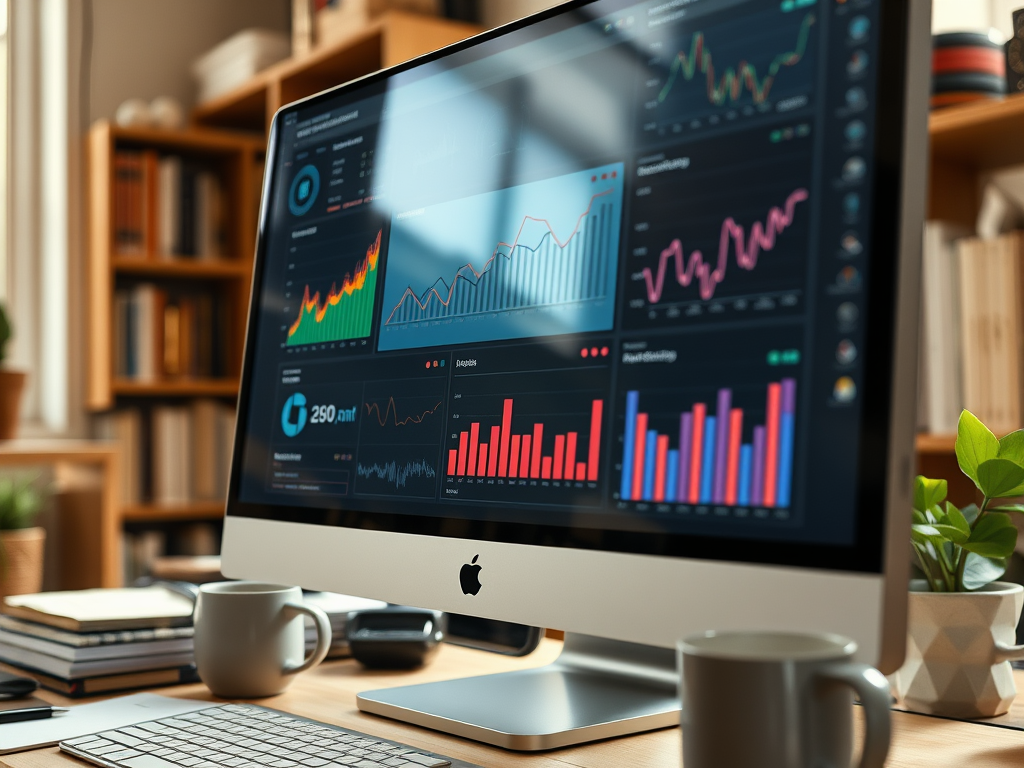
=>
[0,303,25,439]
[0,475,45,600]
[896,410,1024,717]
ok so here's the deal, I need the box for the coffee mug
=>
[679,631,891,768]
[193,581,332,698]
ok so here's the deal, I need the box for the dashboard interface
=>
[235,0,895,559]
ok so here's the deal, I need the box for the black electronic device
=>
[347,608,446,669]
[444,614,543,657]
[0,670,38,698]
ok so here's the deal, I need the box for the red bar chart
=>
[447,398,603,482]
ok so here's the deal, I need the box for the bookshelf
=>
[192,11,482,133]
[917,95,1024,504]
[86,121,264,411]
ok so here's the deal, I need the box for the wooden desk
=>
[5,639,1024,768]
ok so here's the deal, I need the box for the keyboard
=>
[60,703,477,768]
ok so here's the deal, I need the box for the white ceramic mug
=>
[193,581,331,698]
[679,631,892,768]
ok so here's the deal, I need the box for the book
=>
[956,233,1024,434]
[0,628,192,662]
[152,406,193,505]
[919,222,967,434]
[158,155,182,257]
[94,408,143,506]
[1,586,194,632]
[0,614,192,647]
[5,664,200,698]
[0,643,193,679]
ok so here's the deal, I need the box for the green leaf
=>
[911,524,949,548]
[998,429,1024,465]
[976,459,1024,498]
[933,524,969,545]
[963,513,1019,559]
[914,476,948,512]
[961,503,981,526]
[991,504,1024,514]
[956,410,999,487]
[912,508,928,525]
[945,502,971,536]
[962,553,1008,591]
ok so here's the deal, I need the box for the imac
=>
[222,0,931,751]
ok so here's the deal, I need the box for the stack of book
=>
[114,150,226,260]
[0,587,197,698]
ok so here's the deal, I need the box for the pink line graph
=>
[384,187,615,325]
[641,188,809,303]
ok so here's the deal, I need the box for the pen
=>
[0,706,70,725]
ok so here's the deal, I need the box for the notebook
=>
[2,587,194,632]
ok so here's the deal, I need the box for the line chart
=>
[287,230,381,345]
[657,14,815,107]
[378,164,623,351]
[642,189,809,303]
[365,397,442,427]
[356,458,436,494]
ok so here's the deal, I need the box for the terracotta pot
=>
[0,370,26,440]
[895,579,1024,717]
[0,526,45,600]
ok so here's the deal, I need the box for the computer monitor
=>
[223,0,930,750]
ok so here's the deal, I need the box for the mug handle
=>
[282,601,332,675]
[994,641,1024,663]
[815,662,892,768]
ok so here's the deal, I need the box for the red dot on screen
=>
[425,362,431,369]
[601,346,609,357]
[611,171,617,178]
[601,173,608,180]
[581,348,589,358]
[591,176,597,182]
[590,347,599,357]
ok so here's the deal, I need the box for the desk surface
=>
[4,639,1024,768]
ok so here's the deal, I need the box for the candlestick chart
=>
[642,6,817,134]
[378,164,623,351]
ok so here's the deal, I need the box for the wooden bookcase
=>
[86,122,264,524]
[917,97,1024,504]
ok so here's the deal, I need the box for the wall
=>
[87,0,290,124]
[932,0,1017,40]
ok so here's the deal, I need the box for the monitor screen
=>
[231,0,902,574]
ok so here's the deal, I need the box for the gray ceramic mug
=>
[193,581,332,698]
[679,631,891,768]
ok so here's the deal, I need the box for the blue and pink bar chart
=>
[619,379,796,508]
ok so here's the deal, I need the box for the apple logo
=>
[460,555,482,596]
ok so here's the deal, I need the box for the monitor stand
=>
[356,633,680,751]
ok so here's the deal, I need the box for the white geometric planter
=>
[895,580,1024,718]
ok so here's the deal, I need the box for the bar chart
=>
[619,379,796,508]
[446,397,603,483]
[442,352,609,505]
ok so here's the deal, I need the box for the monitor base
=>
[355,633,680,751]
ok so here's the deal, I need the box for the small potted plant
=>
[897,410,1024,717]
[0,475,45,600]
[0,303,25,439]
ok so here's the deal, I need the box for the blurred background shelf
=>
[110,378,240,398]
[192,11,482,133]
[122,501,226,522]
